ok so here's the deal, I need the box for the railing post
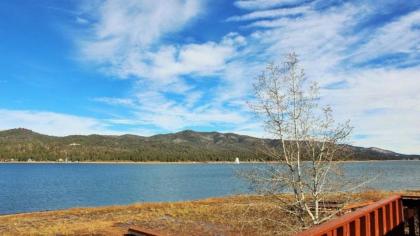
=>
[364,214,370,236]
[371,211,378,236]
[376,208,382,236]
[385,204,391,232]
[343,224,349,236]
[390,200,396,229]
[380,206,386,235]
[384,206,389,235]
[399,198,404,223]
[354,218,360,236]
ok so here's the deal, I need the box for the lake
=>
[0,161,419,215]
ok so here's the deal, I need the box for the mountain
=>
[0,128,418,162]
[367,147,398,155]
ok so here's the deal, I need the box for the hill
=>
[0,128,418,162]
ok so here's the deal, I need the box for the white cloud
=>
[234,0,307,10]
[0,109,119,136]
[349,10,420,65]
[75,17,89,24]
[127,88,250,131]
[94,97,135,107]
[141,41,236,81]
[178,43,234,73]
[79,0,202,80]
[227,5,310,21]
[89,0,200,48]
[78,0,242,87]
[325,67,420,154]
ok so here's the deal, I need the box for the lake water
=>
[0,161,419,215]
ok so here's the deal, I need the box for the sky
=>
[0,0,419,154]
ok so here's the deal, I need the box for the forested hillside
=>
[0,128,418,162]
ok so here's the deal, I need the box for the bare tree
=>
[247,53,354,230]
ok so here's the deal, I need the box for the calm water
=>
[0,161,419,215]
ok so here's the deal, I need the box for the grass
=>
[0,191,418,236]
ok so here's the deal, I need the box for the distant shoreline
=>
[0,159,418,164]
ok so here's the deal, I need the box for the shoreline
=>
[1,189,419,217]
[0,194,244,217]
[0,159,418,164]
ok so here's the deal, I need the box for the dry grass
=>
[0,191,418,236]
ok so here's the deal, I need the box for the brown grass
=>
[0,190,418,236]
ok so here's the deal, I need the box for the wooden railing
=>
[125,226,164,236]
[297,195,420,236]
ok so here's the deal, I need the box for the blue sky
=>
[0,0,419,154]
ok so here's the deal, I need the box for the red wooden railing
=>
[297,195,420,236]
[296,195,404,236]
[126,226,164,236]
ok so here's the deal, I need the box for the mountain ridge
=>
[0,128,418,162]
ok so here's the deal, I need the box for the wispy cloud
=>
[227,5,310,22]
[0,109,119,136]
[75,16,89,24]
[348,10,420,66]
[234,0,308,10]
[93,97,135,107]
[79,0,203,81]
